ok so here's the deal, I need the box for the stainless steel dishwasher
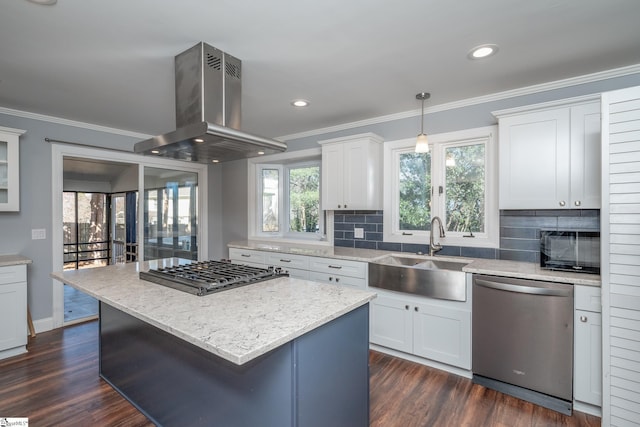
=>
[472,275,574,415]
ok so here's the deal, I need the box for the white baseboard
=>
[573,400,602,417]
[369,344,472,379]
[33,317,55,334]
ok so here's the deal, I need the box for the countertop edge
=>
[0,254,33,267]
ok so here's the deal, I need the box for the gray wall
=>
[0,113,141,323]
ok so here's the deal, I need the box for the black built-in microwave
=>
[540,229,600,274]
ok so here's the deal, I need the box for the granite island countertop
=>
[228,240,601,287]
[51,258,377,365]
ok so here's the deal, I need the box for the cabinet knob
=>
[559,200,566,207]
[405,305,409,310]
[329,277,333,281]
[337,204,341,209]
[335,277,340,283]
[414,306,419,312]
[344,204,348,208]
[574,200,582,207]
[580,315,588,322]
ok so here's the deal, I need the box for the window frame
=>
[383,126,498,248]
[248,148,328,243]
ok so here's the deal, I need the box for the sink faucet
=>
[429,216,446,256]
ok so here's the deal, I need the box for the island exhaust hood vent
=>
[134,42,287,163]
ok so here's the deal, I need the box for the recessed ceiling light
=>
[26,0,57,4]
[291,99,309,107]
[151,150,160,154]
[257,151,265,155]
[194,138,204,143]
[468,44,499,60]
[212,159,219,163]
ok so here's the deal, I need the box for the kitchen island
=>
[51,259,376,427]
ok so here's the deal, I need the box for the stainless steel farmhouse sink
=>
[368,254,469,301]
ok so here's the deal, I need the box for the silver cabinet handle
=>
[575,200,582,207]
[559,200,566,207]
[241,254,251,257]
[580,315,588,322]
[279,259,292,263]
[328,265,342,269]
[475,279,572,297]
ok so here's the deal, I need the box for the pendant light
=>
[415,92,430,153]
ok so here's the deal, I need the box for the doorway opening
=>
[62,158,138,323]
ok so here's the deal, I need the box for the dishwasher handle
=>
[474,278,572,297]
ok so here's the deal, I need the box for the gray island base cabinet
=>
[99,302,370,427]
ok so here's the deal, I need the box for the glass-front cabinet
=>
[0,126,25,212]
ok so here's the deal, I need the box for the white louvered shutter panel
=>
[601,85,640,427]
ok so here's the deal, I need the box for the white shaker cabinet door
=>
[499,108,571,209]
[369,293,413,354]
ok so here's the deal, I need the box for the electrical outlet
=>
[31,228,46,240]
[354,227,364,239]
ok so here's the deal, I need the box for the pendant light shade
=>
[415,92,430,153]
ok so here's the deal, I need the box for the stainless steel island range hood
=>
[134,42,287,163]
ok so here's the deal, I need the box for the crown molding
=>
[278,63,640,141]
[0,106,151,139]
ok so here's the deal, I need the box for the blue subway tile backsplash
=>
[333,209,600,263]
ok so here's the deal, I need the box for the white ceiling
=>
[2,0,640,141]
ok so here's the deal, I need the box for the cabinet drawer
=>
[264,253,309,270]
[0,265,26,285]
[575,285,601,312]
[228,248,266,265]
[308,257,366,279]
[308,271,366,289]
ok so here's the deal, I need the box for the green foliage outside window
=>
[289,166,320,233]
[445,144,485,233]
[399,152,431,231]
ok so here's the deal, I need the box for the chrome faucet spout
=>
[429,216,445,256]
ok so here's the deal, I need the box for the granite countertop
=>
[51,259,376,366]
[0,254,33,267]
[228,240,395,262]
[228,240,601,287]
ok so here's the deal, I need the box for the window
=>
[248,148,325,241]
[384,126,498,248]
[255,162,322,239]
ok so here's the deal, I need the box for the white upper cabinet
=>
[495,97,601,209]
[318,133,383,210]
[0,126,26,212]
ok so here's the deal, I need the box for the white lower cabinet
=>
[370,289,471,370]
[574,285,602,409]
[0,264,28,360]
[228,248,367,287]
[228,248,266,269]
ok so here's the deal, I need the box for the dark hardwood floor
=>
[0,321,600,427]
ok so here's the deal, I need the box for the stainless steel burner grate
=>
[140,260,288,296]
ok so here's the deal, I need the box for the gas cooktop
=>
[139,260,288,296]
